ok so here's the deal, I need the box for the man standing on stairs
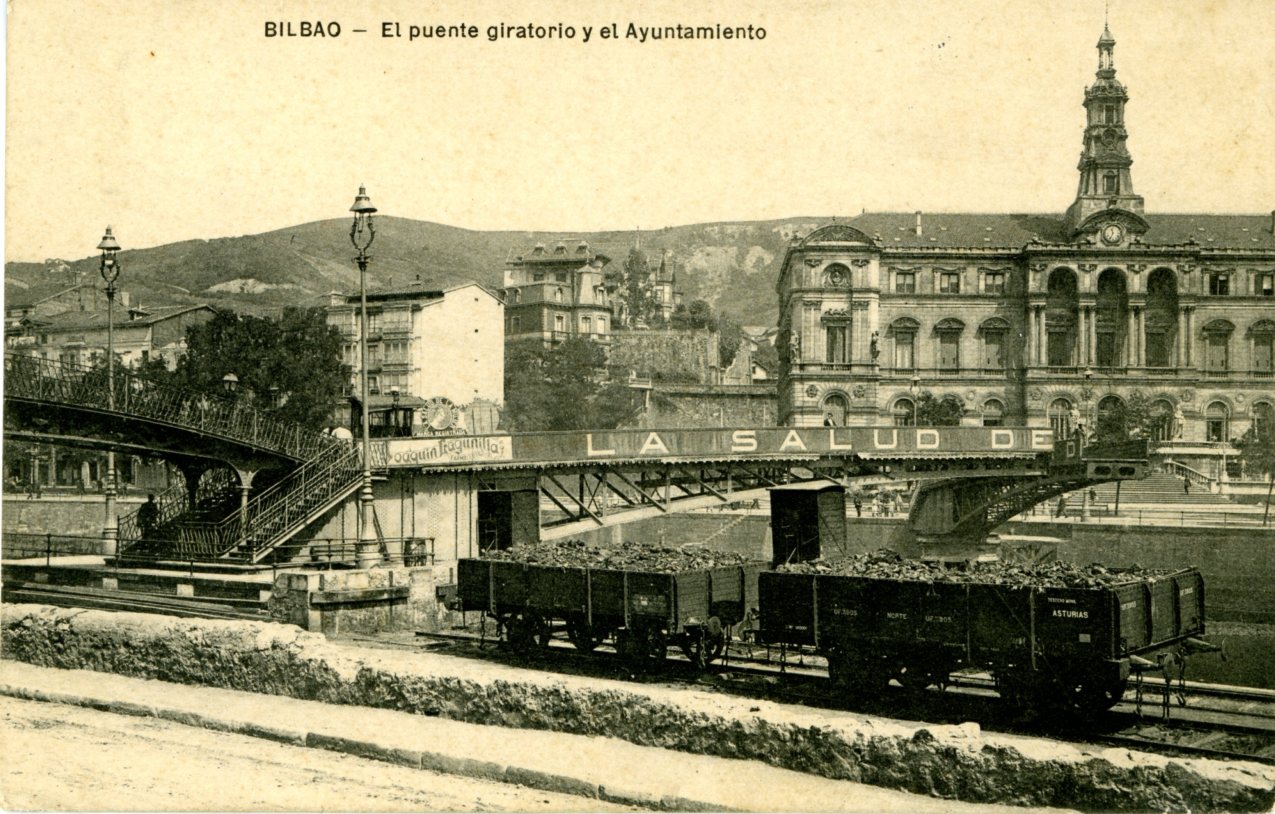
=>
[138,494,159,541]
[1183,476,1191,496]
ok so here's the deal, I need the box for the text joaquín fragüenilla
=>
[263,20,766,43]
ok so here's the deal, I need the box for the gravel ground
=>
[0,696,631,812]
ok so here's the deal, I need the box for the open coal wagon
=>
[458,543,764,668]
[759,554,1215,712]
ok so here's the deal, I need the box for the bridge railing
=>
[119,467,239,547]
[170,441,361,559]
[4,352,336,461]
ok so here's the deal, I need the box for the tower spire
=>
[1064,17,1145,237]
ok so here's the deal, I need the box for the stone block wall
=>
[608,329,719,383]
[3,604,1273,812]
[268,566,460,635]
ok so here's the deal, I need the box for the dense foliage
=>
[167,307,348,431]
[502,338,638,432]
[914,391,965,427]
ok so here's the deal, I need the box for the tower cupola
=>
[1064,21,1146,237]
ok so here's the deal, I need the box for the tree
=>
[670,299,716,331]
[170,307,348,431]
[618,248,660,328]
[717,315,744,369]
[1235,408,1275,525]
[1091,391,1157,446]
[503,339,638,431]
[914,391,965,427]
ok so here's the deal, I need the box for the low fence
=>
[1,532,436,572]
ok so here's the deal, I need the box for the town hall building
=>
[776,24,1274,481]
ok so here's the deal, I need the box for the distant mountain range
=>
[5,216,838,327]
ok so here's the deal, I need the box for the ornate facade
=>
[776,25,1275,478]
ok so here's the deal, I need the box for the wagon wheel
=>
[566,614,605,653]
[505,611,550,657]
[1064,677,1128,714]
[826,649,886,696]
[680,617,726,670]
[617,625,667,669]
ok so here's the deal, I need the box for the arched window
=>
[1149,398,1176,443]
[1145,269,1178,367]
[982,398,1005,428]
[1096,395,1125,437]
[1049,397,1074,438]
[822,393,848,426]
[554,288,564,303]
[893,398,916,427]
[1046,269,1079,367]
[1206,401,1229,442]
[1252,401,1274,440]
[1095,268,1129,367]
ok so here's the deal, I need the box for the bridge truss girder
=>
[470,454,1051,538]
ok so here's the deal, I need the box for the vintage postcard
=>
[4,0,1275,811]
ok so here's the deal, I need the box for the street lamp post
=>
[98,227,121,556]
[1081,367,1094,522]
[349,186,387,567]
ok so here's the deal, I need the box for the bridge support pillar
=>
[101,451,118,557]
[235,468,258,553]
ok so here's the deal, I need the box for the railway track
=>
[396,626,1275,766]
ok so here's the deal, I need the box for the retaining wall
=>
[3,604,1273,812]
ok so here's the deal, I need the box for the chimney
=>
[915,211,923,237]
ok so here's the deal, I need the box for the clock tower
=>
[1064,22,1146,238]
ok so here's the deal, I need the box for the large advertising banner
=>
[371,435,514,468]
[373,428,1052,469]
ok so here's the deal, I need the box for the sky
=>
[5,0,1275,262]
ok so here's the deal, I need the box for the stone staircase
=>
[1087,473,1235,506]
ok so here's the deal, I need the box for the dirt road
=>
[0,696,630,811]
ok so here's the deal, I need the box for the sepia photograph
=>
[3,0,1275,811]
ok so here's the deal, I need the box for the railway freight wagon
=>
[458,557,765,668]
[758,566,1208,711]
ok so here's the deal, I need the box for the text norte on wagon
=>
[372,427,1055,468]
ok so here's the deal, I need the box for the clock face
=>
[1101,129,1118,149]
[1101,224,1124,245]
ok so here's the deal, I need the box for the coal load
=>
[780,548,1175,589]
[485,539,753,573]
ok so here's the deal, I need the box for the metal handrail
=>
[4,352,338,461]
[182,442,362,558]
[118,467,238,546]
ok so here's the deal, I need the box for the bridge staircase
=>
[226,443,363,563]
[3,353,371,565]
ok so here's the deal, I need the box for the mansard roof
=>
[835,212,1275,250]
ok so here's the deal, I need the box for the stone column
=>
[1027,307,1036,367]
[1088,308,1097,366]
[1176,308,1187,367]
[1126,310,1136,367]
[1136,308,1146,368]
[1036,307,1046,365]
[1075,308,1086,366]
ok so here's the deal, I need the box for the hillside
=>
[5,216,833,326]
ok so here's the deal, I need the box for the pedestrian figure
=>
[1055,495,1068,518]
[1088,487,1097,504]
[138,493,160,540]
[1183,476,1191,495]
[853,494,862,517]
